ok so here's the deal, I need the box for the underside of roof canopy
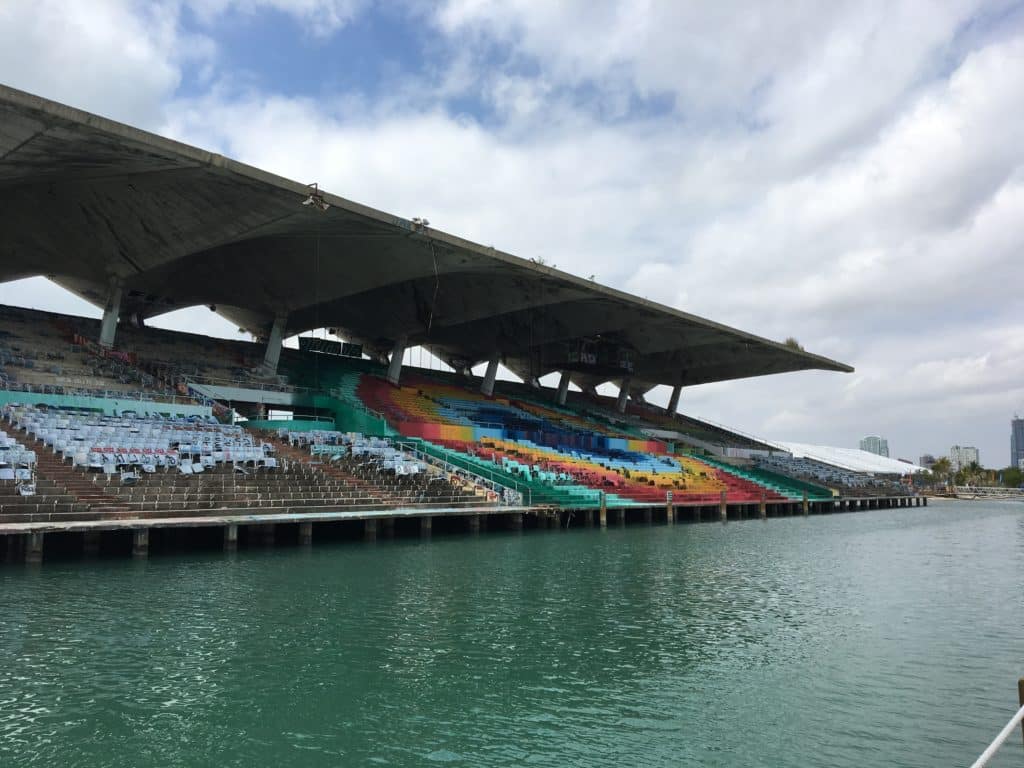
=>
[0,83,853,392]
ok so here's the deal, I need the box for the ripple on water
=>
[0,501,1022,767]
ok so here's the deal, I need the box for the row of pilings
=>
[0,495,926,565]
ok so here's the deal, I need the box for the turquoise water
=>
[2,500,1022,767]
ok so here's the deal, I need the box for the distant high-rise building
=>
[949,445,980,472]
[919,454,937,470]
[859,435,889,457]
[1012,416,1024,469]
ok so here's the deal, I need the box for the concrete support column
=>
[480,353,500,398]
[509,512,523,530]
[642,508,653,525]
[556,371,571,406]
[83,531,101,556]
[99,282,123,348]
[666,502,675,524]
[802,491,809,515]
[382,517,396,537]
[599,493,607,528]
[582,510,593,527]
[666,384,682,416]
[420,516,432,538]
[224,524,238,552]
[364,519,378,541]
[694,506,701,522]
[298,521,313,547]
[616,377,631,414]
[3,535,18,563]
[132,528,149,559]
[759,491,767,520]
[260,524,275,546]
[467,514,481,534]
[25,532,44,564]
[262,313,288,374]
[387,337,407,386]
[719,490,728,522]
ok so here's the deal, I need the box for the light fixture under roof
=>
[301,182,329,211]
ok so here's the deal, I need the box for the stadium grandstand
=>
[0,84,925,559]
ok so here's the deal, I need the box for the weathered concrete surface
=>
[0,84,852,390]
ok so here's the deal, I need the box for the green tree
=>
[930,457,951,482]
[999,466,1023,488]
[963,460,986,486]
[783,337,804,351]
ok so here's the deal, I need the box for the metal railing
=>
[326,388,386,422]
[1,382,199,407]
[397,440,528,506]
[182,376,388,422]
[185,374,309,395]
[969,693,1024,768]
[953,486,1024,500]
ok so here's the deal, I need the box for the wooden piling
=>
[83,531,101,556]
[1018,677,1024,747]
[25,532,44,564]
[131,528,148,559]
[719,490,727,522]
[260,524,275,546]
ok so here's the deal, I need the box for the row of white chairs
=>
[348,437,427,476]
[280,428,346,447]
[82,446,275,472]
[0,428,36,468]
[4,405,266,465]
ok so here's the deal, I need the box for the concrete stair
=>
[30,439,129,509]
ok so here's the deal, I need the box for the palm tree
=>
[963,460,985,486]
[930,457,952,484]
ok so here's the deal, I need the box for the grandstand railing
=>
[185,373,300,394]
[397,440,530,506]
[1,382,197,406]
[666,413,781,453]
[182,375,388,421]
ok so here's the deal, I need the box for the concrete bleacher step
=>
[30,438,130,509]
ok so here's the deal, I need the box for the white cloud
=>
[0,0,209,129]
[185,0,366,36]
[1,0,1022,464]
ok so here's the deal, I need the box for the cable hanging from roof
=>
[427,240,439,336]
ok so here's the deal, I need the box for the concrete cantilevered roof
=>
[0,83,853,391]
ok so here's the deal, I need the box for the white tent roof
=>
[778,442,924,475]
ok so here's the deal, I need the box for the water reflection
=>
[1,501,1022,767]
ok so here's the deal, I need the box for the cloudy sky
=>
[1,0,1022,465]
